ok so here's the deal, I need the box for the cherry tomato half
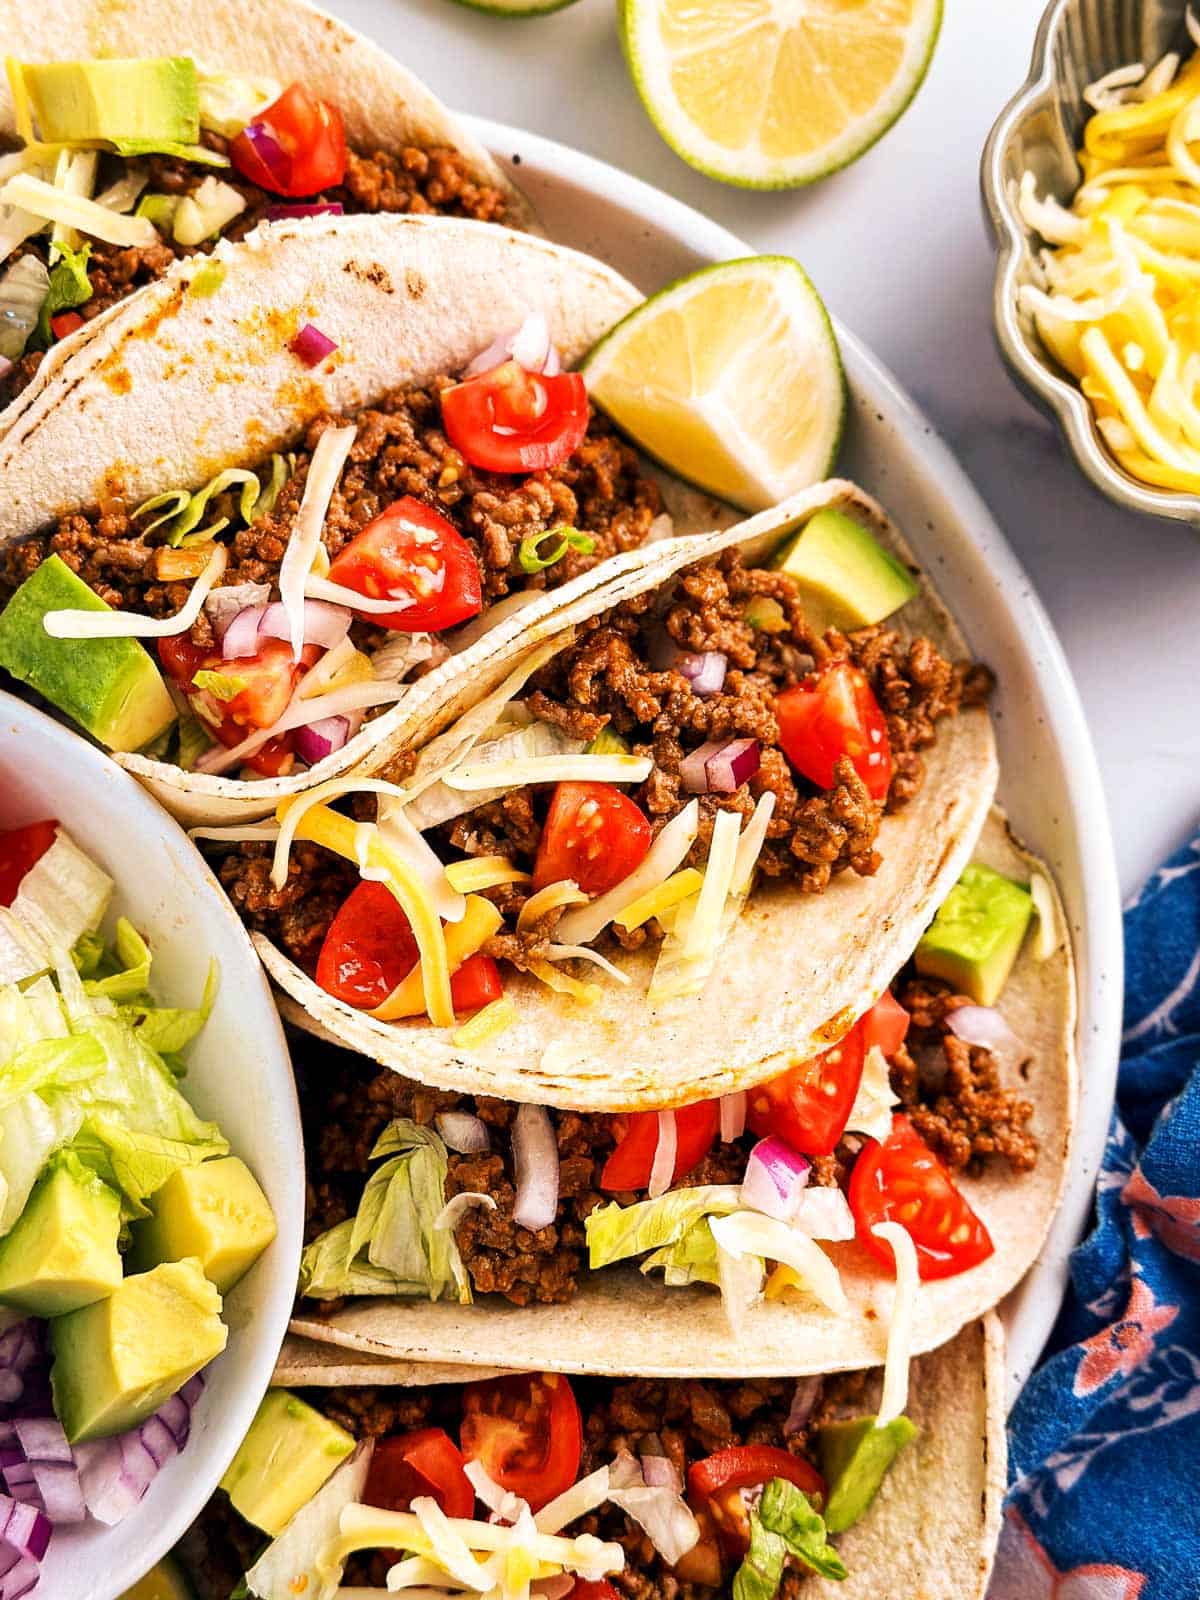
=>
[160,636,314,733]
[601,1102,721,1193]
[459,1373,582,1512]
[441,361,589,475]
[230,81,347,197]
[849,1113,995,1281]
[315,880,502,1015]
[747,1026,866,1158]
[688,1444,826,1559]
[532,782,652,897]
[0,820,58,908]
[858,991,911,1057]
[50,311,84,340]
[326,497,483,632]
[569,1585,623,1600]
[775,662,892,802]
[364,1428,474,1520]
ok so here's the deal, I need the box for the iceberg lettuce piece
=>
[585,1185,742,1270]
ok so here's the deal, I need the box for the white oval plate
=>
[0,692,304,1599]
[472,117,1124,1407]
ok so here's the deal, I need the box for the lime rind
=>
[447,0,581,14]
[619,0,943,190]
[582,256,846,513]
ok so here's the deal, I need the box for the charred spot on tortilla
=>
[341,259,396,295]
[406,268,426,300]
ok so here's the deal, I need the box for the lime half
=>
[447,0,581,14]
[620,0,942,188]
[583,257,845,512]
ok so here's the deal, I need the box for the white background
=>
[328,0,1200,900]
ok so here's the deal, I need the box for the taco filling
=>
[174,1361,917,1599]
[0,53,511,409]
[0,328,664,778]
[285,877,1041,1316]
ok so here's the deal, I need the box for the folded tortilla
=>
[285,807,1075,1377]
[0,212,730,825]
[270,1315,1007,1600]
[0,0,536,440]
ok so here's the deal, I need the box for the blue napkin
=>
[989,829,1200,1600]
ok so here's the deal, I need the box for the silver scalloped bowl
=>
[983,0,1200,524]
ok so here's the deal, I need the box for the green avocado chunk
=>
[119,1555,194,1600]
[0,1158,122,1317]
[915,862,1034,1006]
[50,1258,227,1443]
[817,1414,917,1534]
[131,1157,277,1295]
[221,1389,356,1537]
[772,507,919,630]
[12,57,199,146]
[0,556,176,752]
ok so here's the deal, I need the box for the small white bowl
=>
[0,691,303,1600]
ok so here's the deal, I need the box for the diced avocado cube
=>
[131,1157,277,1295]
[12,58,199,146]
[0,556,176,752]
[817,1414,917,1533]
[50,1258,226,1443]
[220,1389,356,1536]
[773,508,919,630]
[915,863,1034,1006]
[0,1160,122,1317]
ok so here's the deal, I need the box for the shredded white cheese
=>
[44,545,227,638]
[870,1221,919,1428]
[279,424,356,661]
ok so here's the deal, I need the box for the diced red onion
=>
[465,311,560,378]
[265,202,344,221]
[11,1424,69,1467]
[206,581,270,642]
[647,630,727,696]
[0,1553,39,1600]
[641,1455,682,1493]
[719,1092,746,1143]
[293,715,350,766]
[680,738,760,795]
[221,604,267,661]
[258,598,351,652]
[241,122,291,189]
[435,1112,491,1154]
[784,1377,822,1437]
[0,1500,49,1562]
[29,1465,84,1525]
[945,1005,1021,1053]
[290,322,338,368]
[647,1111,677,1199]
[740,1136,811,1223]
[512,1103,558,1232]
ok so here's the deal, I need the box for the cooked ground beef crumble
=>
[175,1369,870,1598]
[0,136,509,411]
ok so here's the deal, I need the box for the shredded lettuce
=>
[83,917,151,1000]
[133,465,268,548]
[0,254,50,361]
[0,827,113,985]
[733,1478,846,1600]
[298,1120,470,1303]
[641,1215,721,1286]
[33,240,91,346]
[192,668,249,704]
[516,525,596,574]
[586,1186,741,1270]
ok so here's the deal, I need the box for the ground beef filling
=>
[176,1372,867,1598]
[0,382,661,651]
[0,137,508,410]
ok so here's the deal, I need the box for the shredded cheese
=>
[0,171,158,246]
[870,1221,919,1428]
[444,856,531,893]
[370,895,501,1023]
[278,424,356,661]
[451,995,518,1050]
[710,1210,848,1315]
[271,778,411,891]
[558,800,700,947]
[544,944,632,986]
[516,879,587,932]
[527,958,601,1007]
[442,753,651,791]
[44,545,227,637]
[1029,871,1058,961]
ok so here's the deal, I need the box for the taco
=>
[0,0,534,435]
[0,213,735,826]
[170,1317,1006,1600]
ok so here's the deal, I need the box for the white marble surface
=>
[329,0,1199,899]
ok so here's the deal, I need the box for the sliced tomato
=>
[217,638,315,730]
[746,1028,865,1158]
[459,1373,582,1512]
[364,1427,474,1520]
[858,991,910,1057]
[569,1585,622,1600]
[326,497,482,632]
[532,782,652,897]
[601,1101,721,1193]
[229,81,347,197]
[775,662,892,802]
[50,311,84,340]
[158,635,208,686]
[849,1113,995,1281]
[441,361,589,475]
[688,1444,826,1558]
[0,820,58,908]
[315,882,503,1014]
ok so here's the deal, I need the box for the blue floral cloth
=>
[989,829,1200,1600]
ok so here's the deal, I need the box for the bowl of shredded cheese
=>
[985,0,1200,522]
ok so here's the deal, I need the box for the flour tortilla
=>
[258,479,999,1111]
[0,0,537,441]
[0,211,729,825]
[272,1315,1007,1600]
[287,807,1075,1377]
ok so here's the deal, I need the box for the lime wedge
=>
[447,0,580,13]
[582,257,845,511]
[619,0,942,188]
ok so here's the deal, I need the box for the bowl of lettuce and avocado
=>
[0,690,303,1600]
